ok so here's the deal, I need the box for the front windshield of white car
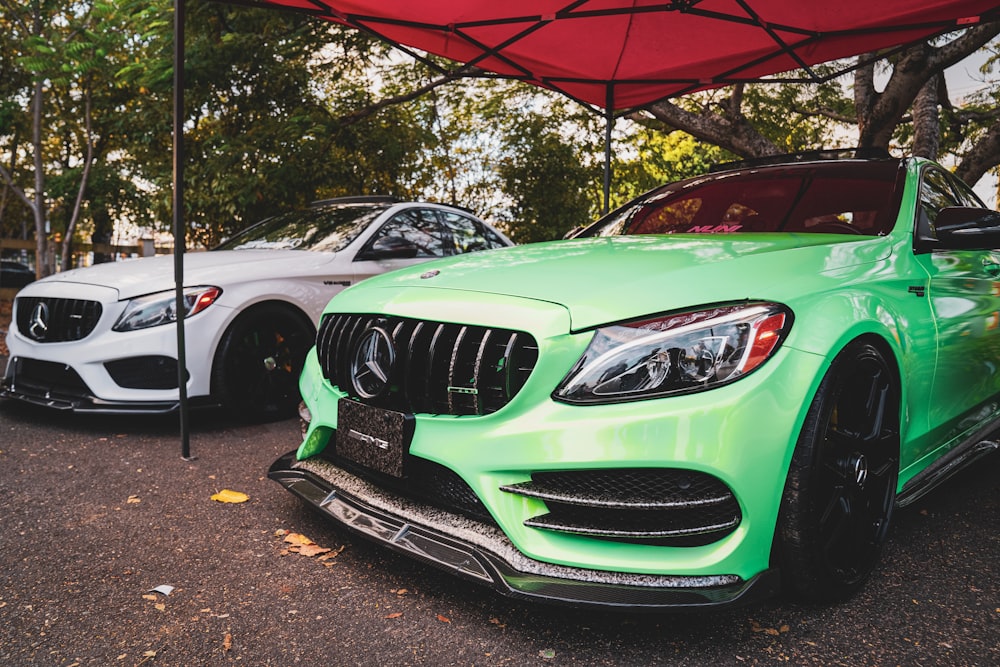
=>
[214,203,388,252]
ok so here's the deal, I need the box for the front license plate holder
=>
[337,399,414,478]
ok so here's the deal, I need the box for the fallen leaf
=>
[141,594,157,601]
[436,614,451,623]
[127,495,141,504]
[318,546,345,561]
[283,533,314,546]
[393,588,409,596]
[539,648,557,660]
[297,544,331,558]
[143,650,157,658]
[211,489,249,504]
[385,612,403,619]
[154,603,165,611]
[223,633,233,652]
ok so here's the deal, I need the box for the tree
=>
[629,26,1000,197]
[0,0,159,272]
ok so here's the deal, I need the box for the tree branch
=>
[334,67,485,128]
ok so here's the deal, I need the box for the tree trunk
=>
[59,90,95,272]
[956,120,1000,188]
[31,74,49,279]
[912,75,942,159]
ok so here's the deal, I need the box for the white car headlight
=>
[113,286,222,332]
[553,301,792,404]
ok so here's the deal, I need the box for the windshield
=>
[580,161,905,238]
[214,203,389,252]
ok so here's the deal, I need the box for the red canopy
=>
[237,0,1000,110]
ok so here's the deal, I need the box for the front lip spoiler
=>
[268,450,780,611]
[0,383,182,414]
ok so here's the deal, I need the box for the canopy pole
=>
[602,85,613,215]
[173,0,193,460]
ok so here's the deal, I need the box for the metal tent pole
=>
[173,0,193,460]
[603,85,614,215]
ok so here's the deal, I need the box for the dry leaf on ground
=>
[211,489,249,503]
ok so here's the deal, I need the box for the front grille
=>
[15,296,102,342]
[501,469,742,546]
[105,356,181,390]
[316,313,538,416]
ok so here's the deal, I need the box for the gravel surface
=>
[1,391,999,666]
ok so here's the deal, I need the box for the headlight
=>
[553,301,792,404]
[113,286,222,332]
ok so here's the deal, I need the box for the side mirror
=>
[356,236,420,260]
[934,207,1000,250]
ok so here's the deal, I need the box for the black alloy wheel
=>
[212,304,315,421]
[776,339,900,601]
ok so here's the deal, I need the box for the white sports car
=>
[1,197,512,420]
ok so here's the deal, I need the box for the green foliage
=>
[611,129,728,208]
[3,0,996,255]
[496,110,594,243]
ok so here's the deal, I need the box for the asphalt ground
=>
[1,371,999,666]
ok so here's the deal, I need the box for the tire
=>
[211,304,315,422]
[776,339,900,602]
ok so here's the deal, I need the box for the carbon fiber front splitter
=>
[268,450,781,611]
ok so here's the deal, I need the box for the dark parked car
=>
[0,260,35,289]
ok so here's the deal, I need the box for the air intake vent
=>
[316,313,538,416]
[15,296,103,342]
[501,469,742,546]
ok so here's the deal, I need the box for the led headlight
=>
[553,301,791,404]
[113,286,222,332]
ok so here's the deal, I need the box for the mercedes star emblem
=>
[350,326,395,398]
[28,301,50,341]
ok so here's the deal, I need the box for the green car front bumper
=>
[268,450,781,609]
[270,332,826,609]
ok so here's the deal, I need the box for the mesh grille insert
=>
[501,468,742,546]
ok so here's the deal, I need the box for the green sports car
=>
[269,152,1000,610]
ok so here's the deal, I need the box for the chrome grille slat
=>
[447,326,468,414]
[316,313,538,416]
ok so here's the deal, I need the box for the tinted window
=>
[370,209,450,258]
[439,211,508,252]
[950,174,987,209]
[581,162,904,238]
[917,168,962,240]
[215,203,387,252]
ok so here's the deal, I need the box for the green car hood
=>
[348,234,890,331]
